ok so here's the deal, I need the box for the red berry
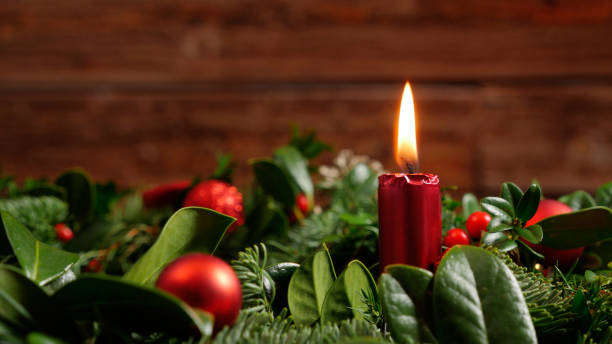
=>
[183,180,244,232]
[444,228,470,248]
[156,253,242,332]
[142,180,191,208]
[296,193,309,214]
[466,211,491,241]
[524,199,583,269]
[85,258,102,273]
[54,223,74,243]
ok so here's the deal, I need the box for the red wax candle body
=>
[378,173,441,271]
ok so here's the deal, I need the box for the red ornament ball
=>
[524,199,584,269]
[296,193,309,215]
[444,228,470,248]
[54,223,74,243]
[466,211,491,241]
[156,253,242,332]
[142,180,191,208]
[183,180,244,232]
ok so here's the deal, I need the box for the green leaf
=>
[482,231,506,246]
[539,207,612,249]
[52,274,212,338]
[0,211,79,285]
[0,265,78,342]
[516,240,544,259]
[123,207,234,285]
[211,153,235,183]
[287,245,336,325]
[433,246,537,344]
[596,181,612,207]
[26,333,68,344]
[501,182,524,209]
[274,146,314,205]
[559,190,597,211]
[516,184,541,224]
[461,193,481,219]
[517,225,543,244]
[55,169,95,221]
[497,239,518,252]
[379,274,419,344]
[251,159,297,208]
[321,260,377,323]
[481,197,514,221]
[384,264,432,315]
[487,217,513,233]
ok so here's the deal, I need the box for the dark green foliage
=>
[289,125,332,160]
[0,196,68,242]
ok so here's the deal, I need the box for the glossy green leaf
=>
[55,169,95,221]
[501,182,524,209]
[481,197,514,221]
[123,207,234,285]
[287,245,336,325]
[0,265,78,342]
[539,207,612,249]
[251,159,297,208]
[497,239,518,252]
[0,211,79,285]
[321,260,377,323]
[462,193,481,219]
[559,190,597,211]
[433,246,537,344]
[53,274,213,338]
[516,184,541,223]
[482,231,506,246]
[596,181,612,207]
[379,274,419,344]
[516,240,544,259]
[274,146,314,205]
[517,225,543,244]
[384,264,432,315]
[487,217,513,233]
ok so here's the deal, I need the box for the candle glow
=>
[394,82,419,172]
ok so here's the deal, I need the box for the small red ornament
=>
[142,180,191,208]
[183,180,244,232]
[466,211,491,241]
[156,253,242,332]
[54,223,74,243]
[444,228,470,248]
[296,193,309,215]
[524,199,584,269]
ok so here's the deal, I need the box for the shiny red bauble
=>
[142,180,191,208]
[296,193,309,214]
[183,180,244,232]
[524,199,584,269]
[444,228,471,248]
[156,253,242,332]
[54,223,74,243]
[466,211,491,241]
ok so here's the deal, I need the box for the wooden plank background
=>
[1,1,612,196]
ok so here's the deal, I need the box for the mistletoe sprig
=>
[481,182,545,258]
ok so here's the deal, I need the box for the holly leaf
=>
[52,274,213,338]
[320,260,377,323]
[274,146,314,206]
[501,182,524,209]
[0,265,79,342]
[539,207,612,249]
[251,159,297,208]
[462,193,481,219]
[0,211,79,285]
[55,169,95,221]
[287,245,336,325]
[433,246,537,344]
[481,197,514,221]
[516,184,541,224]
[379,273,419,344]
[559,190,597,211]
[123,207,234,285]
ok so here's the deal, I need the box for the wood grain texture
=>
[1,1,612,82]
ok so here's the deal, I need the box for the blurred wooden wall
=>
[1,1,612,196]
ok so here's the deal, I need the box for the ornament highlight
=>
[183,180,244,232]
[156,253,242,332]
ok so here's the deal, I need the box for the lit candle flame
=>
[395,82,418,172]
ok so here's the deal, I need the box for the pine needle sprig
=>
[231,243,274,314]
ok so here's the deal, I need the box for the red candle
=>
[378,82,442,271]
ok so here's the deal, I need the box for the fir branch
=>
[231,243,274,314]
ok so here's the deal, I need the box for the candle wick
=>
[405,163,418,174]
